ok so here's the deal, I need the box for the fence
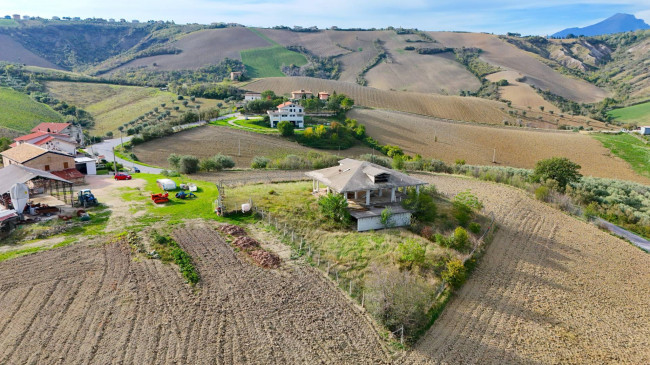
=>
[218,172,310,187]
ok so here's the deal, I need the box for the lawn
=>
[592,133,650,179]
[240,46,308,78]
[0,87,64,133]
[233,118,278,133]
[608,101,650,125]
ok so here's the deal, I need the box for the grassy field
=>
[608,101,650,125]
[0,19,17,27]
[46,81,223,134]
[240,46,307,78]
[592,133,650,179]
[0,87,63,134]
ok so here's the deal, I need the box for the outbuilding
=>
[640,126,650,135]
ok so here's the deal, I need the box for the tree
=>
[277,121,295,136]
[396,239,425,269]
[401,186,437,222]
[533,157,582,192]
[442,259,466,288]
[0,137,12,153]
[261,90,276,100]
[318,193,350,223]
[168,153,181,169]
[539,106,544,112]
[391,155,404,170]
[178,155,200,174]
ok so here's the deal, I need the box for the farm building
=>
[318,91,330,101]
[291,89,313,100]
[1,144,75,171]
[31,122,84,145]
[244,92,262,102]
[12,131,77,155]
[640,126,650,135]
[230,71,243,81]
[267,101,305,128]
[0,164,75,207]
[306,158,427,231]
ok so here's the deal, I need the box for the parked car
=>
[131,167,141,173]
[114,173,132,180]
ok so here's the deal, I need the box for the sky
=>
[1,0,649,35]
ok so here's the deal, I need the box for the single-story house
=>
[640,126,650,135]
[306,158,427,231]
[1,143,76,173]
[31,122,84,145]
[267,101,305,128]
[291,89,312,100]
[244,92,262,102]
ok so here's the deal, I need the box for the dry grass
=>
[350,108,649,184]
[429,32,610,103]
[112,27,271,72]
[402,174,650,364]
[246,77,509,124]
[133,125,375,167]
[486,70,560,112]
[0,34,61,69]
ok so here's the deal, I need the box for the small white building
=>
[244,92,262,102]
[74,157,97,175]
[640,126,650,135]
[267,101,305,128]
[306,159,427,232]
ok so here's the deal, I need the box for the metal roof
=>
[0,164,72,194]
[305,158,426,193]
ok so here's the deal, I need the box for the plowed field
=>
[0,224,389,364]
[403,174,650,364]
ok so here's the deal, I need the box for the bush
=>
[359,153,391,168]
[441,258,466,288]
[381,207,394,227]
[318,193,350,223]
[453,190,482,226]
[277,121,295,136]
[402,186,437,222]
[269,155,311,170]
[535,186,550,201]
[392,155,405,170]
[212,154,235,169]
[178,155,200,174]
[468,222,481,234]
[167,153,181,169]
[452,227,470,252]
[199,158,219,172]
[533,157,582,192]
[251,156,271,169]
[396,239,426,269]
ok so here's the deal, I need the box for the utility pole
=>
[492,148,496,164]
[238,139,241,157]
[112,146,118,175]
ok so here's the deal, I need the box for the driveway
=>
[87,137,162,174]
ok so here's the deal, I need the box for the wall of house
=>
[42,140,76,155]
[356,212,411,232]
[22,153,75,172]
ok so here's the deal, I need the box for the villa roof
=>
[276,101,294,108]
[305,158,426,193]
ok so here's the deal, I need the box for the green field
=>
[608,101,650,125]
[593,133,650,179]
[0,19,18,27]
[46,81,224,134]
[0,87,64,133]
[240,46,308,78]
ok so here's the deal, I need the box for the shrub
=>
[402,187,437,222]
[212,154,235,169]
[277,120,295,136]
[397,239,426,269]
[167,153,181,169]
[392,155,405,170]
[178,155,200,174]
[453,190,482,226]
[452,227,470,251]
[468,222,481,234]
[535,186,550,201]
[269,155,311,170]
[441,258,466,288]
[381,207,394,227]
[199,158,219,172]
[420,226,434,240]
[359,154,391,168]
[533,157,582,192]
[251,156,270,169]
[584,201,599,220]
[318,193,350,223]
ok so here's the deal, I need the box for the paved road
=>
[87,137,162,174]
[596,218,650,252]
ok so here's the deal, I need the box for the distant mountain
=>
[552,13,649,38]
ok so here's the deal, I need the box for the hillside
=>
[0,87,63,137]
[553,13,650,38]
[349,108,649,184]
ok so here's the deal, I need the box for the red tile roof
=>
[14,131,49,142]
[31,123,71,134]
[32,136,55,145]
[51,168,84,180]
[277,101,294,108]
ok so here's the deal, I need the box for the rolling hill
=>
[0,87,63,137]
[553,13,650,38]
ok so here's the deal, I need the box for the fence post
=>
[317,254,320,266]
[291,231,294,242]
[336,271,339,283]
[299,240,303,251]
[349,280,352,295]
[327,262,330,275]
[361,292,365,307]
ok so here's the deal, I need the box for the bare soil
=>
[402,174,650,364]
[0,223,390,364]
[351,108,649,184]
[0,34,62,69]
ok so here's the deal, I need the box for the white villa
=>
[12,131,77,156]
[306,158,427,231]
[31,122,84,145]
[267,101,305,128]
[244,92,262,102]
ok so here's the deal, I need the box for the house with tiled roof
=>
[12,131,77,155]
[31,122,84,144]
[291,89,313,100]
[1,144,75,174]
[267,101,305,128]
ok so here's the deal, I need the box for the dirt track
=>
[404,174,650,364]
[0,224,389,364]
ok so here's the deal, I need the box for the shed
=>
[75,157,97,175]
[0,164,74,207]
[156,179,177,191]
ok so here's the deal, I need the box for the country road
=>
[87,137,163,174]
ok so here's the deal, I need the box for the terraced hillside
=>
[350,108,648,184]
[403,174,650,364]
[0,223,390,364]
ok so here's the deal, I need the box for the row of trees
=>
[167,153,235,174]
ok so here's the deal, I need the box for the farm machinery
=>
[77,189,99,208]
[151,192,169,204]
[175,191,196,199]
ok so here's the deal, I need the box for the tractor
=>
[77,189,99,208]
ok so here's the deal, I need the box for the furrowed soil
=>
[350,108,649,184]
[0,223,389,364]
[133,125,375,167]
[402,174,650,364]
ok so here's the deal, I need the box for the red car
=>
[114,173,132,180]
